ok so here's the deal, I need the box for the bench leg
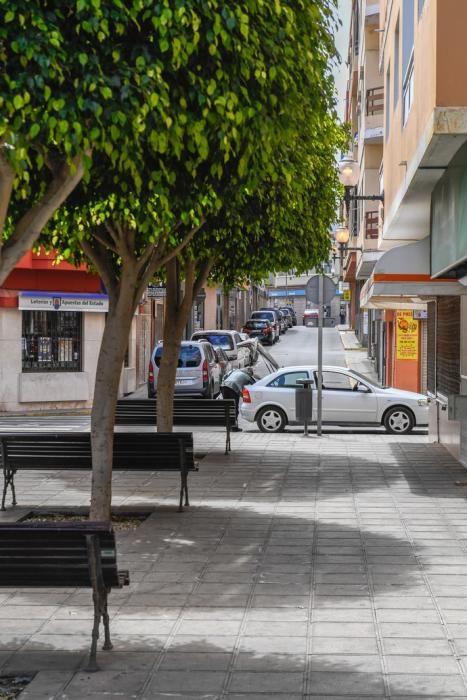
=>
[1,468,16,511]
[178,470,189,512]
[85,535,106,672]
[102,590,113,651]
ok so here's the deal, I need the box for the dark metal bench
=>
[0,520,129,671]
[115,398,236,455]
[1,431,196,512]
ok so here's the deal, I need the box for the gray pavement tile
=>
[176,620,242,636]
[243,620,308,636]
[311,637,379,654]
[14,670,72,697]
[376,609,440,623]
[382,638,453,655]
[311,608,374,622]
[310,655,382,672]
[168,635,238,652]
[387,673,467,696]
[228,671,303,693]
[147,670,226,693]
[380,622,447,638]
[311,622,376,637]
[307,671,385,695]
[159,651,232,671]
[227,695,301,700]
[234,651,306,671]
[385,655,461,674]
[239,636,307,655]
[2,651,84,672]
[246,608,308,621]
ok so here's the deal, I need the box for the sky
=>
[333,0,352,119]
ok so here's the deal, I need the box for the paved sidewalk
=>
[338,327,380,385]
[3,428,467,698]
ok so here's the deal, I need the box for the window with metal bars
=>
[22,311,82,372]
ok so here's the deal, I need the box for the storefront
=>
[0,253,137,413]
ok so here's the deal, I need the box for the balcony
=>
[365,211,379,240]
[366,86,384,116]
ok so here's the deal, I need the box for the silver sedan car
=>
[240,365,429,434]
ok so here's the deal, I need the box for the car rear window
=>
[192,333,234,350]
[154,345,202,368]
[252,312,274,321]
[245,321,268,330]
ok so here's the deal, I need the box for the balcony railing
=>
[365,211,379,240]
[366,86,384,116]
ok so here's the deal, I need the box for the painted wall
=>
[381,0,437,224]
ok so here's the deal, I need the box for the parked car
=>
[148,340,221,399]
[241,319,275,345]
[281,306,297,326]
[279,307,294,328]
[190,330,248,369]
[250,310,280,342]
[240,365,429,434]
[260,307,287,334]
[303,308,319,326]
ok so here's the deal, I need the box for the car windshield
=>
[154,345,202,368]
[245,321,268,329]
[192,333,234,350]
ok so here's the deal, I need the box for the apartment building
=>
[343,0,384,347]
[357,0,467,461]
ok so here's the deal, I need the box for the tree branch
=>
[134,218,204,301]
[0,150,15,243]
[192,258,214,300]
[80,237,119,300]
[0,152,88,286]
[92,226,119,255]
[155,218,206,269]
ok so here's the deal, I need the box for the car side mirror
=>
[357,383,371,393]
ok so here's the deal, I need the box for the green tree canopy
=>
[27,0,344,519]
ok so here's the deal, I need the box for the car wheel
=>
[257,406,287,433]
[383,406,415,434]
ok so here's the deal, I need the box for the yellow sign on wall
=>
[343,290,351,301]
[396,310,419,360]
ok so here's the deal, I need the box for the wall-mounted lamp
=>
[333,225,362,279]
[337,155,384,208]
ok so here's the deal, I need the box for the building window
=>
[394,19,400,108]
[22,311,82,372]
[402,57,414,125]
[402,0,415,125]
[385,63,391,140]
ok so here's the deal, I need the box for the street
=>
[267,325,346,368]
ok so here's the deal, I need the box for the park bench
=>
[115,398,237,455]
[0,431,195,512]
[0,520,129,671]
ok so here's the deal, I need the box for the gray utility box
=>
[295,379,314,423]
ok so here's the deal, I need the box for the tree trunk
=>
[89,281,136,521]
[156,260,193,432]
[223,290,230,330]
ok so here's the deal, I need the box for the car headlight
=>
[418,398,428,406]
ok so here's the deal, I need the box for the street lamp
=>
[337,155,384,208]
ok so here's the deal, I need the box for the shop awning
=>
[360,238,467,309]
